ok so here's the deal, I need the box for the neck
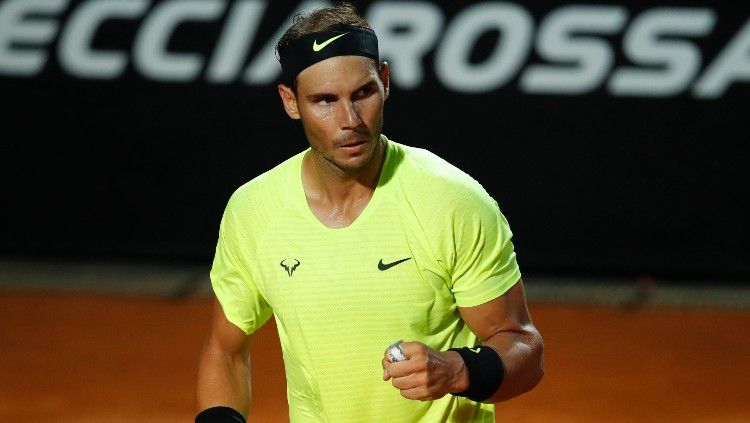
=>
[303,136,385,204]
[301,137,386,228]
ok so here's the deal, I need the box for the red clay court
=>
[1,261,749,422]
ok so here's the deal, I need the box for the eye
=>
[355,85,375,100]
[316,95,337,105]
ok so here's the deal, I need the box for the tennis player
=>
[196,3,543,422]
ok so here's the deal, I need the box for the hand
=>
[382,341,469,401]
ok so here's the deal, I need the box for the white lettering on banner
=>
[0,0,68,76]
[206,0,266,83]
[133,0,226,82]
[368,2,443,90]
[435,2,532,93]
[609,8,716,97]
[58,0,150,79]
[693,18,750,99]
[242,0,329,84]
[520,5,627,95]
[0,0,748,99]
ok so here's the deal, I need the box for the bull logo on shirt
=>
[280,259,301,277]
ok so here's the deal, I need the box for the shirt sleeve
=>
[209,195,273,335]
[449,189,521,308]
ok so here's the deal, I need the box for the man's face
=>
[279,56,389,173]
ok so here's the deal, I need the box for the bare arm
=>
[196,299,252,416]
[455,279,544,402]
[383,279,544,403]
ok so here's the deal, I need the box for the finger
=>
[399,386,430,401]
[391,374,419,392]
[398,341,427,360]
[383,363,393,381]
[390,373,421,391]
[382,355,394,380]
[384,359,417,378]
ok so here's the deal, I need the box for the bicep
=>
[197,298,253,412]
[457,279,534,342]
[208,298,251,358]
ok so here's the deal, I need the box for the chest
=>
[248,206,455,335]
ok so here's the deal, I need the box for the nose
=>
[339,100,362,129]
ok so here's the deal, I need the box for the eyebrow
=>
[355,80,378,93]
[305,78,378,101]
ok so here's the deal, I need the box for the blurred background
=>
[1,0,749,421]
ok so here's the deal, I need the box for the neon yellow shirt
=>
[211,137,521,422]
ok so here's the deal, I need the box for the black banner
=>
[2,0,749,279]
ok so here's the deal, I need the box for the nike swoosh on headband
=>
[312,33,349,52]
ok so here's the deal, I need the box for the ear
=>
[379,61,391,101]
[278,84,301,120]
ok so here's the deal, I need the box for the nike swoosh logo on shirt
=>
[312,33,348,52]
[378,257,412,271]
[469,347,482,353]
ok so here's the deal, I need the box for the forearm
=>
[196,341,252,415]
[385,283,543,403]
[480,325,544,403]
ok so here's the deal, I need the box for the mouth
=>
[340,138,366,146]
[339,139,367,149]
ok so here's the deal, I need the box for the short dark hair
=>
[275,2,371,62]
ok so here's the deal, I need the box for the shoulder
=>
[391,140,497,211]
[223,151,304,227]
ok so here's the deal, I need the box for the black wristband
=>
[195,406,246,423]
[449,346,505,402]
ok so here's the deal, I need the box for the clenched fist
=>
[382,341,469,401]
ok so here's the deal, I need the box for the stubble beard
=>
[307,135,381,179]
[308,108,385,175]
[304,107,386,177]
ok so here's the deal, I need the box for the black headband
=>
[278,25,379,86]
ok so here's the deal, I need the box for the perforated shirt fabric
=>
[210,137,521,422]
